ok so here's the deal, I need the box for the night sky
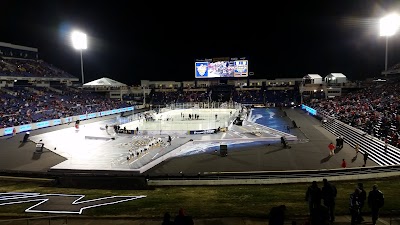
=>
[1,0,400,85]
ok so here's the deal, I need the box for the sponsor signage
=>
[301,104,317,116]
[189,129,216,135]
[19,124,32,132]
[4,127,13,135]
[53,119,61,125]
[36,121,50,128]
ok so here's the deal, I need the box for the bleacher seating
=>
[0,85,130,128]
[0,58,75,78]
[322,117,400,166]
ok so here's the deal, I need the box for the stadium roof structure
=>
[83,77,127,87]
[303,74,322,79]
[326,73,346,78]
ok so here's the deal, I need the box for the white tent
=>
[302,74,322,84]
[83,77,127,87]
[324,73,347,84]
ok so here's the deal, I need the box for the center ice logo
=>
[0,192,146,214]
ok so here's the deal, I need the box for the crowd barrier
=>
[1,106,134,137]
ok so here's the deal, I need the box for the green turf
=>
[0,176,399,219]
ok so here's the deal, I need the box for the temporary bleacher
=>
[322,116,400,166]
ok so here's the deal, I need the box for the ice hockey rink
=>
[121,108,238,133]
[28,107,297,173]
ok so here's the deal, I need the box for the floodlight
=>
[380,13,400,37]
[71,31,87,50]
[71,30,87,85]
[379,13,400,72]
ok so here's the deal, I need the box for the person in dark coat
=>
[357,183,367,223]
[305,181,321,216]
[368,185,384,225]
[335,136,340,149]
[268,205,286,225]
[162,212,175,225]
[321,178,337,222]
[174,208,194,225]
[349,188,361,225]
[363,152,369,166]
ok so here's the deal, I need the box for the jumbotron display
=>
[195,59,248,78]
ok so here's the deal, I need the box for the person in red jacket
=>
[341,159,347,168]
[328,142,335,156]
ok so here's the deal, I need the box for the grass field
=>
[0,176,399,219]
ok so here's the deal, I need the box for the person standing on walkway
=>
[363,151,369,166]
[328,142,335,156]
[168,135,172,145]
[354,144,360,156]
[339,136,344,149]
[305,181,321,216]
[281,136,287,148]
[11,127,16,138]
[341,159,347,168]
[368,185,384,225]
[357,183,367,223]
[335,137,340,149]
[349,188,361,225]
[321,178,337,222]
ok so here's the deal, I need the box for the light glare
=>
[71,31,87,50]
[380,13,400,36]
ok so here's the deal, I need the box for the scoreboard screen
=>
[195,60,248,78]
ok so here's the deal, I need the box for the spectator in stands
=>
[306,80,400,148]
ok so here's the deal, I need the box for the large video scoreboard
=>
[195,57,248,78]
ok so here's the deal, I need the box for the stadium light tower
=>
[380,13,400,71]
[71,31,87,85]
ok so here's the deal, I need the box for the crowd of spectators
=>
[0,58,75,78]
[306,79,400,147]
[0,85,130,128]
[150,91,208,104]
[149,88,297,106]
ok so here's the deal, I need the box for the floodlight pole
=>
[80,49,85,85]
[385,36,389,71]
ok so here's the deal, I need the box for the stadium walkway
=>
[4,215,396,225]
